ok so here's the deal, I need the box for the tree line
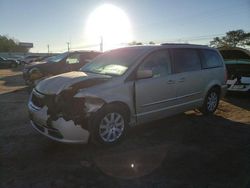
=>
[1,29,249,53]
[210,29,250,48]
[0,35,29,53]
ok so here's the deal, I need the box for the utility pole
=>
[47,44,50,54]
[100,36,103,52]
[67,42,70,52]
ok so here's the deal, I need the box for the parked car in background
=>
[23,51,101,86]
[28,44,227,145]
[21,55,42,65]
[219,47,250,92]
[0,56,19,68]
[5,55,24,65]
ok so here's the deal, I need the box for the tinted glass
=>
[172,49,201,73]
[201,50,223,68]
[138,50,171,78]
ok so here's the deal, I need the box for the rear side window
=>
[171,49,201,73]
[201,50,223,68]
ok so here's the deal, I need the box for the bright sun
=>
[85,4,133,51]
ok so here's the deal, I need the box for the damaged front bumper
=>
[28,100,90,144]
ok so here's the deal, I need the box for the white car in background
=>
[219,47,250,92]
[22,55,41,64]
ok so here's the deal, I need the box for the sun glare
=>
[85,4,133,51]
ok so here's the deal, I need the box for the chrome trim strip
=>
[137,98,203,117]
[33,89,45,98]
[141,92,202,107]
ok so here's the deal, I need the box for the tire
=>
[90,105,128,145]
[200,88,220,115]
[10,63,17,68]
[29,68,43,81]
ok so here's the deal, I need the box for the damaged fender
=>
[73,91,106,116]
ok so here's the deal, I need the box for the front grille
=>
[48,129,63,139]
[32,120,63,139]
[33,121,45,132]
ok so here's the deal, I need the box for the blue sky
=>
[0,0,249,52]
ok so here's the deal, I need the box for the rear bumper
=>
[220,84,227,98]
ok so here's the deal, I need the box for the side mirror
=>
[137,70,153,79]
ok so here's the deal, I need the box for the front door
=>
[135,50,177,124]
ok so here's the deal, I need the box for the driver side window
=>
[66,54,80,64]
[138,50,171,78]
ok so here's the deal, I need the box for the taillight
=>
[224,68,228,84]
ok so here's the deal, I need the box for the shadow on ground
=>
[2,111,250,187]
[1,68,250,188]
[224,92,250,111]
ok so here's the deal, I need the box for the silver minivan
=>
[28,44,227,144]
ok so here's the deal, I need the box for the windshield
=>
[46,53,68,63]
[81,48,146,76]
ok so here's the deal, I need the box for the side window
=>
[172,49,201,73]
[138,50,171,78]
[201,50,223,68]
[66,54,80,64]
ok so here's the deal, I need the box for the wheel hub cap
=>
[99,112,125,142]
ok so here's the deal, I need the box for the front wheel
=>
[200,88,220,115]
[10,63,17,68]
[90,105,128,145]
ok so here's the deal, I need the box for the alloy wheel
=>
[99,112,125,143]
[207,92,218,112]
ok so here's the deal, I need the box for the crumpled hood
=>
[35,71,111,95]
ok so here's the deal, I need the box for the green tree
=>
[0,35,29,52]
[129,41,143,45]
[210,29,250,48]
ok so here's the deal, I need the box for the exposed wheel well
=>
[105,101,131,120]
[210,85,221,97]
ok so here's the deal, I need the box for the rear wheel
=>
[90,105,128,145]
[29,68,43,86]
[200,88,220,115]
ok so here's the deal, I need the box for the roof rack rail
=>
[161,43,208,47]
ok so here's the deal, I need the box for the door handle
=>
[178,77,185,82]
[167,80,175,84]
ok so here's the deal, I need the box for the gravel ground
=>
[1,67,250,188]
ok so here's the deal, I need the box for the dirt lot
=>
[1,67,250,188]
